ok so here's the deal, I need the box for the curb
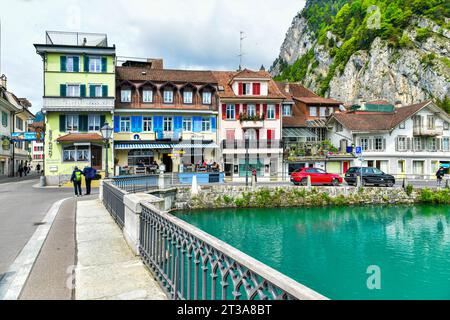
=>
[0,197,71,300]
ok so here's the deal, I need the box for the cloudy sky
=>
[0,0,304,114]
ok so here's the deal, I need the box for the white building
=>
[327,100,450,178]
[213,69,285,181]
[31,140,44,171]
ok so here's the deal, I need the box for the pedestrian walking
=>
[18,164,23,177]
[36,163,41,173]
[436,166,445,187]
[70,166,83,197]
[23,162,28,176]
[82,165,97,195]
[252,167,257,183]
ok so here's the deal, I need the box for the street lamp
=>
[100,123,113,178]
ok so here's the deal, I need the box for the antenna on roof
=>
[238,31,246,71]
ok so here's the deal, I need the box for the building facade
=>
[114,61,220,175]
[327,100,450,178]
[34,31,115,185]
[213,69,284,181]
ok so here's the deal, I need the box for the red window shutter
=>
[253,83,260,95]
[235,104,240,119]
[222,104,227,120]
[267,129,274,140]
[263,104,267,119]
[275,104,280,119]
[256,104,260,117]
[226,130,235,140]
[243,104,247,115]
[238,83,243,95]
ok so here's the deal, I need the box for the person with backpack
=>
[18,164,23,177]
[436,166,446,187]
[70,166,83,197]
[82,165,97,195]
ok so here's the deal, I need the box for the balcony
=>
[222,139,282,150]
[43,97,114,112]
[240,120,264,129]
[413,126,443,136]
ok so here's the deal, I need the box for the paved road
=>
[0,177,73,276]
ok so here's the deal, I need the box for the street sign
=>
[11,132,38,141]
[355,146,362,155]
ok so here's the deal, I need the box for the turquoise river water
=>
[176,205,450,300]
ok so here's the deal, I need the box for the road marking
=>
[0,197,71,300]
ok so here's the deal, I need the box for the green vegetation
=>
[436,96,450,114]
[405,184,414,196]
[419,188,450,204]
[275,0,449,96]
[421,53,437,67]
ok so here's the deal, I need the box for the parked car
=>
[290,167,343,186]
[344,167,395,187]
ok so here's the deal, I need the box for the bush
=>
[405,184,414,196]
[416,27,431,42]
[419,188,450,204]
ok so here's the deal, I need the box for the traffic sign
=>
[355,146,362,155]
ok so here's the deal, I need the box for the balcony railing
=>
[222,139,283,150]
[43,97,114,111]
[413,126,443,136]
[240,120,264,129]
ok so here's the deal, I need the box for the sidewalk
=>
[75,199,167,300]
[0,173,41,184]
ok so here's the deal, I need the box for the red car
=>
[290,167,343,186]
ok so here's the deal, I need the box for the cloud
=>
[0,0,304,114]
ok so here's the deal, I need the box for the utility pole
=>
[238,31,245,70]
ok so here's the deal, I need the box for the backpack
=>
[75,171,82,182]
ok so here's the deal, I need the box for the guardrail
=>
[102,181,126,228]
[139,202,327,300]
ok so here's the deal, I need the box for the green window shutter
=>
[80,85,86,97]
[2,111,7,127]
[100,115,106,128]
[59,115,66,132]
[60,56,67,72]
[89,85,96,97]
[102,85,108,97]
[73,56,79,72]
[60,84,66,97]
[101,57,107,72]
[84,56,89,72]
[79,115,88,132]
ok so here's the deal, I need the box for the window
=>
[319,107,327,117]
[283,105,292,116]
[266,105,275,119]
[247,104,256,117]
[226,104,235,119]
[90,84,102,97]
[201,117,211,131]
[428,138,437,151]
[66,115,79,132]
[397,136,407,150]
[310,107,317,117]
[163,90,173,103]
[244,129,257,140]
[242,83,251,95]
[336,122,343,132]
[374,137,384,151]
[443,137,450,151]
[143,89,153,103]
[183,117,192,131]
[120,116,131,132]
[89,57,102,72]
[413,160,424,174]
[63,145,89,162]
[88,115,101,131]
[143,116,152,132]
[66,56,79,72]
[328,107,334,115]
[444,122,449,130]
[1,111,7,127]
[397,160,405,174]
[413,137,422,150]
[202,91,211,104]
[427,115,435,129]
[360,138,369,151]
[67,85,80,97]
[183,90,193,104]
[121,89,131,103]
[15,117,24,131]
[399,121,405,129]
[163,117,173,131]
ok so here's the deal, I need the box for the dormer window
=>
[310,106,317,117]
[202,91,211,104]
[252,83,260,95]
[283,105,292,116]
[121,89,131,103]
[183,90,193,104]
[142,89,153,103]
[163,90,173,103]
[239,83,251,95]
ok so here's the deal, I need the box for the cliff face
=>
[271,1,450,109]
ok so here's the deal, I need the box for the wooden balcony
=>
[413,126,443,136]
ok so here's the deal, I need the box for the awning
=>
[283,128,317,138]
[115,143,172,150]
[173,143,219,149]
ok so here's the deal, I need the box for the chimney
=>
[0,74,7,89]
[284,83,290,94]
[394,100,403,109]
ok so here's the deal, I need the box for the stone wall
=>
[174,185,420,210]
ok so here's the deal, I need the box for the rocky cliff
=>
[271,0,450,111]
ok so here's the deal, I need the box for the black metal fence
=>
[102,181,126,229]
[111,174,181,193]
[139,202,326,300]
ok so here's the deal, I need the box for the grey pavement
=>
[0,172,42,184]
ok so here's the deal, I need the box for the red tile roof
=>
[57,133,103,142]
[116,67,217,84]
[276,82,341,105]
[232,68,272,79]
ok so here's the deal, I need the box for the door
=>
[91,145,102,170]
[162,153,173,172]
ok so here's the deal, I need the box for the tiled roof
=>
[294,96,341,105]
[57,133,103,142]
[275,82,341,104]
[331,100,433,131]
[232,68,272,79]
[116,67,217,84]
[212,71,285,99]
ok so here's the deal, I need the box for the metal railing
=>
[139,203,326,300]
[112,174,180,193]
[222,139,283,149]
[102,181,126,228]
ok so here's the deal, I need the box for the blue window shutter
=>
[73,56,79,72]
[153,116,163,139]
[60,56,66,72]
[193,116,202,132]
[131,116,142,132]
[89,85,96,97]
[211,116,216,132]
[113,116,120,133]
[174,116,183,131]
[101,57,107,72]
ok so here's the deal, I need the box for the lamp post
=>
[100,123,113,178]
